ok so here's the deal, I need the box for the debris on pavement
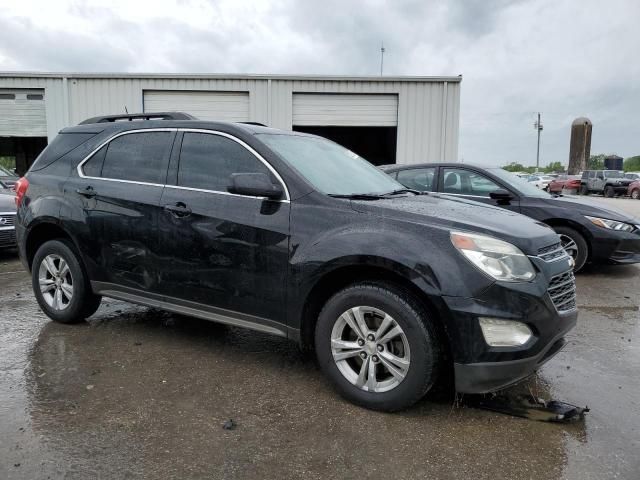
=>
[465,393,589,423]
[222,419,236,430]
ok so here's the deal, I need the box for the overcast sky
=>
[1,0,638,166]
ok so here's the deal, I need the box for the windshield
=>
[604,170,623,178]
[259,133,403,195]
[488,168,553,198]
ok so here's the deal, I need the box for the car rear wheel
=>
[315,282,441,411]
[32,239,102,324]
[579,185,589,195]
[553,226,588,273]
[631,189,640,200]
[604,186,615,198]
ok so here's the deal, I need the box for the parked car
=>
[0,189,17,248]
[16,112,577,412]
[624,172,640,181]
[525,175,544,189]
[580,170,633,197]
[381,163,640,272]
[0,165,18,190]
[628,180,640,200]
[548,175,581,194]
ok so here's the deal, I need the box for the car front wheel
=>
[553,226,588,272]
[631,189,640,200]
[315,282,441,411]
[32,239,102,324]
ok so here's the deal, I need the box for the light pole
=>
[380,42,385,76]
[534,112,543,171]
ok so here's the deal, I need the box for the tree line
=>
[502,155,640,173]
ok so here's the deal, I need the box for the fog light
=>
[479,318,533,347]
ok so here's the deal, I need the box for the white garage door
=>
[292,94,398,127]
[0,89,46,137]
[143,91,250,122]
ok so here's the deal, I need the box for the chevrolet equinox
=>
[15,113,577,411]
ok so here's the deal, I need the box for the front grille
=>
[0,228,16,246]
[538,242,568,262]
[0,213,15,227]
[548,270,577,313]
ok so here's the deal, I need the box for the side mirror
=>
[228,173,283,200]
[489,189,513,203]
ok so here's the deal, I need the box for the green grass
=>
[0,156,16,170]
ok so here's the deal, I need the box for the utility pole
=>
[380,42,385,76]
[534,112,543,170]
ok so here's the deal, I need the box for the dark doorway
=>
[292,126,397,166]
[0,137,48,175]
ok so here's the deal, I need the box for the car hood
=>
[0,191,16,211]
[350,193,559,254]
[537,196,640,224]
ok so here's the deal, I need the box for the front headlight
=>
[585,216,635,233]
[450,231,536,282]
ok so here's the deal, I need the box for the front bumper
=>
[0,226,16,248]
[440,255,578,394]
[454,320,574,393]
[588,227,640,265]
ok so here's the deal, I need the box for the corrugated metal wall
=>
[0,74,461,164]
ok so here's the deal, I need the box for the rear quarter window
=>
[30,133,98,171]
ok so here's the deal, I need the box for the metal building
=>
[0,72,461,173]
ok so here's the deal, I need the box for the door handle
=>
[164,202,192,218]
[76,186,97,198]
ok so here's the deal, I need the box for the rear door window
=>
[177,132,271,191]
[87,131,173,184]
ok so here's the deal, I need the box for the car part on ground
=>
[381,162,640,272]
[17,112,578,411]
[465,393,589,423]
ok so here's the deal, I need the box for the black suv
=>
[16,113,577,411]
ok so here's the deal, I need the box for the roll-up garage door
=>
[143,91,250,122]
[292,94,398,126]
[0,89,46,136]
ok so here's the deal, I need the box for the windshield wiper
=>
[382,188,425,196]
[328,193,387,200]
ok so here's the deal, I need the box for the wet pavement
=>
[1,200,639,479]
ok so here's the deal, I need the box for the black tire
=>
[579,184,589,195]
[631,189,640,200]
[553,226,588,273]
[315,282,441,412]
[604,186,615,198]
[32,239,102,324]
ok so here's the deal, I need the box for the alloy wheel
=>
[330,306,410,393]
[38,254,74,311]
[559,234,579,261]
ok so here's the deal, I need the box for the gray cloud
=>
[0,0,638,164]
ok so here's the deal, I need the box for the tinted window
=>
[101,132,172,184]
[178,133,271,191]
[31,133,97,171]
[596,172,604,179]
[397,167,436,192]
[82,145,107,177]
[442,168,502,197]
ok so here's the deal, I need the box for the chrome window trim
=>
[76,127,291,201]
[76,128,177,187]
[177,128,290,201]
[164,184,290,203]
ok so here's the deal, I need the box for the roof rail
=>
[78,112,196,125]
